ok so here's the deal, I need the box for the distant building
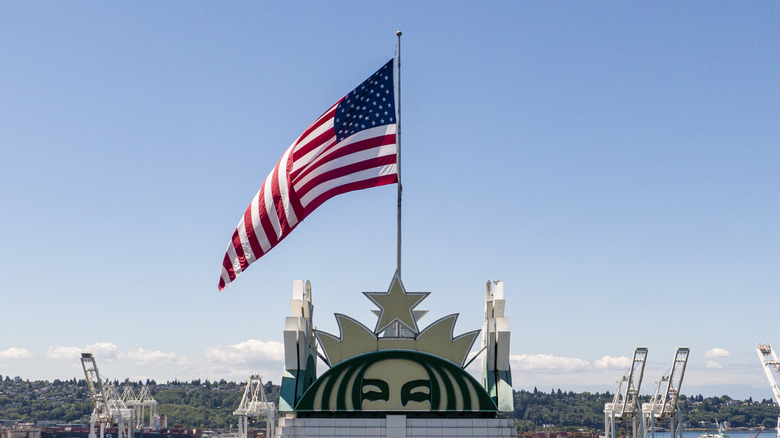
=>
[1,424,42,438]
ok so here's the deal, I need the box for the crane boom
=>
[605,347,648,438]
[80,353,134,438]
[757,344,780,438]
[658,347,689,418]
[640,347,690,438]
[81,353,112,426]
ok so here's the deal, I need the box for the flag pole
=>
[396,30,403,280]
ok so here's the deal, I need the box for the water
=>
[651,432,769,438]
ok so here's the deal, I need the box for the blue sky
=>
[1,2,779,401]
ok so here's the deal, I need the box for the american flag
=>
[219,59,398,290]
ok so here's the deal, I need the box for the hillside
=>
[1,377,778,431]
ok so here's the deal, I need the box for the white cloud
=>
[123,348,178,367]
[0,347,34,360]
[704,348,730,358]
[44,342,121,363]
[706,360,724,369]
[44,346,82,361]
[204,340,285,364]
[193,340,286,383]
[44,344,173,367]
[593,355,631,369]
[85,342,120,362]
[35,340,286,383]
[510,354,591,372]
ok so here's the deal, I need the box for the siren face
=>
[361,359,431,410]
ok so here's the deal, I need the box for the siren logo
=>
[361,359,431,410]
[295,350,496,413]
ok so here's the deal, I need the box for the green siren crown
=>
[315,272,481,368]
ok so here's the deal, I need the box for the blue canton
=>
[334,59,396,142]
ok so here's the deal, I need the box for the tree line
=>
[0,376,279,429]
[513,388,780,433]
[1,377,778,431]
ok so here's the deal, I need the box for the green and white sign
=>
[296,350,497,413]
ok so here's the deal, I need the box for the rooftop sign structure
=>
[278,273,513,419]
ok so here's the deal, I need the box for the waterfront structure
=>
[120,385,159,429]
[1,425,41,438]
[234,375,276,438]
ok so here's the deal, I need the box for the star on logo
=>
[364,272,429,335]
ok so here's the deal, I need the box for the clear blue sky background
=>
[1,2,778,401]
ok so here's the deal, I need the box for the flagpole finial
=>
[396,30,402,37]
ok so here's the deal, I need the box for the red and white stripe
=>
[219,99,397,290]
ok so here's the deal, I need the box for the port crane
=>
[604,347,648,438]
[80,353,135,438]
[640,347,690,438]
[757,344,780,438]
[234,375,276,438]
[120,385,159,429]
